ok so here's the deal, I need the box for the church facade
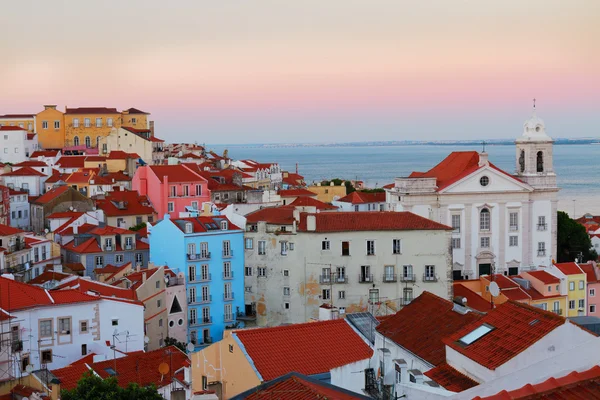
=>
[386,110,559,279]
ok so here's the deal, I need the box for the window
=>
[283,269,289,277]
[200,264,209,280]
[569,300,575,309]
[136,253,143,264]
[220,220,228,230]
[245,238,253,249]
[115,254,123,263]
[73,136,80,146]
[579,280,584,290]
[195,184,202,196]
[569,281,575,291]
[366,240,375,255]
[339,290,346,299]
[425,265,435,280]
[481,237,490,248]
[223,262,232,278]
[95,118,102,127]
[393,239,401,254]
[451,214,461,232]
[182,185,189,197]
[54,120,60,129]
[185,223,193,234]
[132,117,137,124]
[156,280,160,289]
[58,318,71,334]
[14,147,18,153]
[384,265,395,281]
[245,267,252,276]
[403,265,413,280]
[591,289,596,297]
[537,242,546,256]
[95,256,103,267]
[539,303,547,311]
[168,202,174,212]
[107,118,113,127]
[42,121,48,129]
[258,267,267,277]
[480,208,490,230]
[283,287,290,296]
[341,241,350,256]
[451,238,461,249]
[591,305,597,313]
[84,118,90,127]
[157,299,162,308]
[537,151,544,172]
[509,236,518,247]
[579,299,585,309]
[322,240,330,251]
[458,324,494,345]
[191,201,198,210]
[159,319,163,327]
[80,320,88,333]
[81,344,87,356]
[258,241,266,255]
[200,242,209,258]
[40,320,53,337]
[322,289,331,300]
[509,212,519,231]
[538,216,547,231]
[112,319,119,326]
[553,301,560,312]
[189,287,197,303]
[41,350,52,364]
[85,136,91,147]
[223,240,231,256]
[280,241,288,255]
[284,302,290,309]
[170,186,177,197]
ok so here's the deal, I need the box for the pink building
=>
[580,262,600,317]
[132,164,210,218]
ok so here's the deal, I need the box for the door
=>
[361,265,371,282]
[478,263,492,276]
[508,267,518,276]
[453,270,463,281]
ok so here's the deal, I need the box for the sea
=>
[209,144,599,217]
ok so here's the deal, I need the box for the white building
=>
[0,166,47,196]
[30,149,61,166]
[244,207,452,327]
[98,126,164,165]
[333,191,389,212]
[0,126,39,163]
[386,110,558,280]
[0,276,144,380]
[9,188,30,230]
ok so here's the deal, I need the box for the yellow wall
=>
[566,274,587,317]
[530,296,567,316]
[0,118,35,132]
[64,112,121,148]
[36,106,65,149]
[307,185,346,203]
[191,331,261,399]
[121,112,148,129]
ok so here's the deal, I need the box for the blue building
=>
[149,214,245,349]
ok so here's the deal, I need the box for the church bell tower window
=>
[536,151,544,173]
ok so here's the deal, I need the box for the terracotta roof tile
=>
[51,363,91,390]
[376,292,481,366]
[0,166,46,177]
[95,190,155,217]
[33,185,71,204]
[30,150,60,158]
[47,211,84,219]
[580,263,599,283]
[124,107,149,115]
[0,126,26,131]
[235,319,373,381]
[246,207,295,225]
[0,113,35,118]
[444,301,566,370]
[29,270,72,285]
[554,262,585,276]
[453,283,492,312]
[0,223,25,236]
[285,196,338,210]
[13,160,48,167]
[278,188,317,197]
[0,277,97,311]
[55,276,137,301]
[424,362,479,392]
[525,270,561,284]
[337,191,386,204]
[148,164,207,183]
[65,107,118,114]
[298,211,452,233]
[171,216,240,233]
[56,156,87,169]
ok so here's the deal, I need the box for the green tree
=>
[128,222,147,231]
[557,211,597,263]
[164,336,186,352]
[61,372,163,400]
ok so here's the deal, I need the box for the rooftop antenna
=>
[482,140,486,153]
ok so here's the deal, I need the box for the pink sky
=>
[1,0,598,143]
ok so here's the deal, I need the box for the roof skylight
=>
[458,324,494,345]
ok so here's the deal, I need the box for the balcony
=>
[382,274,397,283]
[188,252,211,261]
[552,308,563,315]
[319,275,332,284]
[224,293,234,301]
[189,295,211,305]
[222,250,233,258]
[359,274,374,283]
[537,224,548,231]
[7,242,26,253]
[224,313,234,322]
[400,298,413,306]
[423,274,438,282]
[223,272,234,280]
[199,336,213,345]
[236,311,256,321]
[189,317,212,326]
[333,274,348,284]
[400,274,416,282]
[538,251,546,257]
[167,277,185,287]
[199,274,212,282]
[509,225,519,232]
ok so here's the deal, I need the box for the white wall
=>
[2,175,42,196]
[0,129,37,163]
[10,193,30,229]
[330,358,372,394]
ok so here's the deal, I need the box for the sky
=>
[1,0,599,144]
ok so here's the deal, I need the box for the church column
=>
[551,199,558,263]
[498,202,506,273]
[464,204,472,276]
[522,200,532,267]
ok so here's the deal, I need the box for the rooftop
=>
[284,196,338,211]
[0,166,46,177]
[245,207,295,225]
[149,164,207,184]
[525,270,561,284]
[336,191,387,204]
[65,107,119,114]
[424,362,479,392]
[278,188,317,197]
[32,186,71,204]
[95,190,155,217]
[553,262,585,276]
[171,216,241,233]
[298,211,452,232]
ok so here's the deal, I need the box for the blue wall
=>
[150,215,245,350]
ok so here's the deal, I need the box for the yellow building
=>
[548,262,587,317]
[308,182,347,203]
[36,105,66,149]
[0,114,35,132]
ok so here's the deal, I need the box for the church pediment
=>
[441,165,533,194]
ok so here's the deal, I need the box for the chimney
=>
[54,265,63,273]
[149,121,155,137]
[44,105,57,110]
[73,225,78,234]
[409,369,424,385]
[142,272,147,283]
[478,152,489,167]
[306,215,316,231]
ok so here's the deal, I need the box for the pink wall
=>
[587,282,600,317]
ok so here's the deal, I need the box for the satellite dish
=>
[69,206,74,211]
[144,336,150,344]
[158,362,170,375]
[25,364,34,373]
[164,276,170,284]
[489,281,500,297]
[44,228,49,234]
[186,342,195,352]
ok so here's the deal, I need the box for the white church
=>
[386,110,558,279]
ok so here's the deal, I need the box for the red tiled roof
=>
[278,188,317,197]
[32,185,71,204]
[85,155,106,162]
[64,262,85,272]
[56,276,137,300]
[0,223,25,236]
[483,274,519,289]
[124,107,149,115]
[246,207,295,225]
[51,363,91,390]
[0,114,35,118]
[336,191,386,204]
[235,319,373,381]
[94,264,130,276]
[424,362,479,392]
[95,190,155,217]
[285,196,338,211]
[27,133,36,140]
[149,164,206,183]
[108,150,136,160]
[474,365,600,399]
[10,385,50,399]
[180,152,203,159]
[297,211,452,233]
[554,262,584,276]
[117,268,160,291]
[29,270,72,285]
[501,288,531,302]
[121,126,151,134]
[444,301,566,370]
[453,283,492,312]
[525,270,561,284]
[383,183,394,189]
[47,211,85,219]
[580,263,599,283]
[376,291,481,366]
[0,126,26,131]
[8,188,28,196]
[148,136,164,142]
[62,237,101,253]
[58,223,97,236]
[65,107,118,114]
[171,216,241,233]
[14,160,48,167]
[30,150,60,158]
[90,225,135,235]
[0,166,45,177]
[56,156,87,168]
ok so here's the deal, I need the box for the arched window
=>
[480,208,490,231]
[85,136,91,148]
[536,151,544,172]
[73,136,80,146]
[96,136,101,147]
[519,150,525,173]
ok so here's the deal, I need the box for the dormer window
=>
[185,223,193,233]
[221,221,228,230]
